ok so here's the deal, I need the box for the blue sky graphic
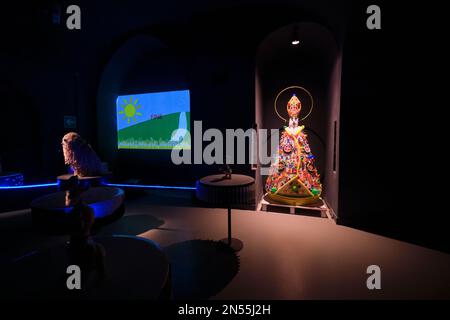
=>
[116,89,190,130]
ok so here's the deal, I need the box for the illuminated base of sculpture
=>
[266,192,321,206]
[259,193,332,219]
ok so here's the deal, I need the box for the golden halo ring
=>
[274,86,314,122]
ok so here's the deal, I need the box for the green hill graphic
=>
[118,112,191,150]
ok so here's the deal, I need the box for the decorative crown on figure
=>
[287,94,302,118]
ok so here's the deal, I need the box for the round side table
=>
[196,174,255,251]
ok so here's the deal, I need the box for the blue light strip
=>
[0,182,196,191]
[106,183,196,190]
[0,183,58,190]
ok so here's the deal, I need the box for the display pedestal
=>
[31,187,125,232]
[196,174,255,252]
[258,193,332,219]
[57,174,107,190]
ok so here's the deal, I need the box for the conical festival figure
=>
[265,94,322,205]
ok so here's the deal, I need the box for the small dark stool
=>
[1,235,171,300]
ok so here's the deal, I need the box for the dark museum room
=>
[0,0,449,314]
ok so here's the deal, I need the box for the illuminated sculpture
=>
[62,132,103,177]
[265,91,322,205]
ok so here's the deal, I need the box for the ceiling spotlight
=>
[291,25,300,46]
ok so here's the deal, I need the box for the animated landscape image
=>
[116,90,191,150]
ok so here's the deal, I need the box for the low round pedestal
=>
[0,236,171,300]
[31,187,125,232]
[57,174,107,191]
[196,174,255,252]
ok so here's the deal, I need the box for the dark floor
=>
[2,189,450,299]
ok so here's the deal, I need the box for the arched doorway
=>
[96,34,192,183]
[255,22,341,218]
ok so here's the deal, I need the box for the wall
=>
[323,54,342,217]
[96,34,256,185]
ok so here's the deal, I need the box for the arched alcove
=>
[96,34,192,184]
[255,22,341,217]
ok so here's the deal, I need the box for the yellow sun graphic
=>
[119,96,142,124]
